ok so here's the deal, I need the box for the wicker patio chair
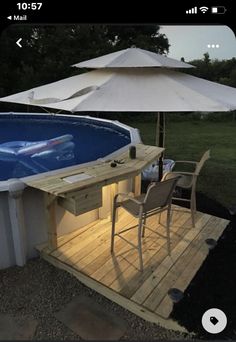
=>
[162,150,210,227]
[110,177,180,272]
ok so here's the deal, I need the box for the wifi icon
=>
[199,6,209,13]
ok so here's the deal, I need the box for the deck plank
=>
[107,211,188,289]
[63,211,137,268]
[130,212,211,305]
[87,209,183,282]
[110,212,204,298]
[51,217,111,259]
[156,217,229,318]
[38,206,229,331]
[143,216,221,313]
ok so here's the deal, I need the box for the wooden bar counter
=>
[24,144,164,249]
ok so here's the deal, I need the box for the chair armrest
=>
[171,171,196,176]
[174,160,198,165]
[114,193,143,205]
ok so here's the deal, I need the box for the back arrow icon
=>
[16,38,22,48]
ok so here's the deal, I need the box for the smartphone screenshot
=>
[0,1,235,340]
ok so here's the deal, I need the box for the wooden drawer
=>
[58,187,102,216]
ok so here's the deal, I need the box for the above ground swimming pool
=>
[0,113,141,181]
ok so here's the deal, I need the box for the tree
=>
[203,52,211,65]
[186,54,236,121]
[187,53,236,85]
[105,25,169,54]
[229,67,236,87]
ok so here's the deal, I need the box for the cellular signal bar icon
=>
[186,7,197,14]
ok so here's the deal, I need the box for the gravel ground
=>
[0,258,192,340]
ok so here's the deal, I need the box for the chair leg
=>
[142,214,146,237]
[166,207,171,255]
[111,204,117,253]
[158,212,162,224]
[193,190,197,213]
[138,215,144,272]
[190,188,196,228]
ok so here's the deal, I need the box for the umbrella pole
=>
[157,112,165,181]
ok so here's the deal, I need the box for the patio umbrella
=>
[72,47,194,69]
[2,67,236,112]
[1,48,236,178]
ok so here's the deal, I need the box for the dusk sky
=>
[159,25,236,61]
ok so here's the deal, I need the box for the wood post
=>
[99,185,110,219]
[134,174,141,196]
[158,112,165,181]
[44,193,57,250]
[8,180,26,266]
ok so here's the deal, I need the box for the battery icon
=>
[211,6,226,14]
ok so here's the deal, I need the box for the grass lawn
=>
[125,119,236,208]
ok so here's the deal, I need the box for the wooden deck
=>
[37,206,229,332]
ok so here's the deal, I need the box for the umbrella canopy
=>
[1,68,236,113]
[72,47,194,69]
